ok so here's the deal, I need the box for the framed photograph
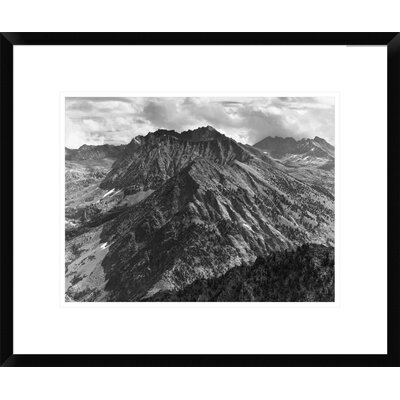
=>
[1,33,399,366]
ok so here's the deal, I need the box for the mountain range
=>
[65,126,334,302]
[65,143,127,161]
[254,135,334,173]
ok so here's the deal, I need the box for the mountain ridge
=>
[253,135,334,159]
[65,143,127,161]
[99,126,258,191]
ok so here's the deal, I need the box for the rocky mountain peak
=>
[180,125,226,142]
[127,126,226,146]
[99,126,255,191]
[313,136,334,151]
[152,128,179,137]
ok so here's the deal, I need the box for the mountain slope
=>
[145,244,334,302]
[65,145,127,235]
[253,135,335,194]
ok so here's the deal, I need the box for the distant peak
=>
[78,143,115,150]
[313,135,325,141]
[257,136,296,144]
[256,135,329,145]
[66,142,127,161]
[127,135,143,147]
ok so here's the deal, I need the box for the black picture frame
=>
[1,32,399,367]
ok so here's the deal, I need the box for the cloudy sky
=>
[65,97,335,148]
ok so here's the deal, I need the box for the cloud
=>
[67,97,134,104]
[65,96,335,148]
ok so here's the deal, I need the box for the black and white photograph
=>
[65,96,335,302]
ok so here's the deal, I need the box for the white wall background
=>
[13,46,386,356]
[1,0,400,399]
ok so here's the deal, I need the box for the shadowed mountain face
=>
[65,127,334,302]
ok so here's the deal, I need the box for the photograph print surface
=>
[65,96,335,302]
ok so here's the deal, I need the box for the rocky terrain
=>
[145,244,334,302]
[65,126,335,302]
